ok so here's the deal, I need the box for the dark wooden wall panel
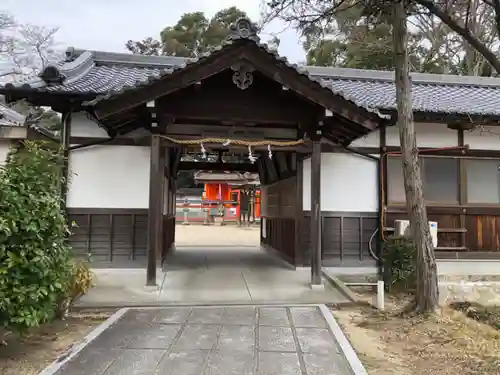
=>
[386,206,500,257]
[111,214,134,260]
[89,214,111,262]
[134,214,148,258]
[260,175,298,264]
[470,215,500,252]
[279,177,296,218]
[262,217,296,263]
[261,176,297,219]
[68,209,149,263]
[300,212,378,267]
[162,215,175,261]
[69,214,88,257]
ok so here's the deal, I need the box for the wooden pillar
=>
[294,157,303,266]
[147,134,165,286]
[171,177,177,249]
[161,174,169,256]
[60,112,72,210]
[310,126,322,287]
[457,127,467,248]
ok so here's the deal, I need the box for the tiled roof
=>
[0,101,25,127]
[1,17,387,121]
[3,23,500,118]
[311,67,500,117]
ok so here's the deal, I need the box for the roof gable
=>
[81,18,383,130]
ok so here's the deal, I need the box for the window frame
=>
[463,156,500,206]
[386,155,461,206]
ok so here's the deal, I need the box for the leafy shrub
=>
[57,259,94,317]
[381,235,417,293]
[68,259,94,304]
[0,141,72,331]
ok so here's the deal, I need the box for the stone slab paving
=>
[51,306,354,375]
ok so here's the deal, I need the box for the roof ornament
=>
[65,47,76,62]
[39,66,66,85]
[227,18,260,43]
[231,62,255,90]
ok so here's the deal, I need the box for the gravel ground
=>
[175,224,260,247]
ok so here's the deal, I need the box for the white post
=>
[376,280,385,311]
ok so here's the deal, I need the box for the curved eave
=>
[378,108,500,123]
[2,50,95,91]
[0,87,98,109]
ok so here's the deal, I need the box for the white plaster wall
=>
[464,126,500,150]
[67,145,150,208]
[351,122,458,148]
[71,112,109,138]
[0,141,11,166]
[303,153,378,212]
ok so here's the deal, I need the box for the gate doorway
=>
[2,18,382,293]
[94,17,380,287]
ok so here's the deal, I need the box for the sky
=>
[2,0,305,63]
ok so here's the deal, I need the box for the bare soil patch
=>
[0,311,111,375]
[334,295,500,375]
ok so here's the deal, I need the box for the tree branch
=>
[416,0,500,73]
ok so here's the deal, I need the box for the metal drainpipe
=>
[342,145,380,162]
[342,145,384,280]
[68,110,117,151]
[68,136,115,151]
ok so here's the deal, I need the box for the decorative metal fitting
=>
[231,62,255,90]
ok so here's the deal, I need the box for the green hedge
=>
[382,235,417,293]
[0,141,72,331]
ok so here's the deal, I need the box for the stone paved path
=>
[51,306,354,375]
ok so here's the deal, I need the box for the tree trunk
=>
[392,0,439,313]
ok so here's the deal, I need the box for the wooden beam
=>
[146,134,164,286]
[310,126,322,287]
[447,122,475,131]
[170,148,182,178]
[70,136,149,146]
[158,86,314,125]
[175,139,310,153]
[323,116,364,138]
[294,157,303,265]
[287,152,297,173]
[178,161,258,172]
[60,112,72,210]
